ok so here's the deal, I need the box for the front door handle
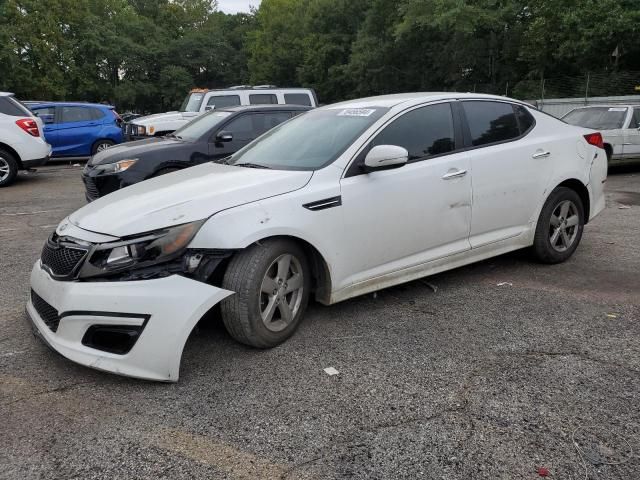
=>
[442,169,468,180]
[532,150,551,159]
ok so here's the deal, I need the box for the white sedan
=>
[27,93,607,381]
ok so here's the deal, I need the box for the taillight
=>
[584,132,604,149]
[112,109,123,126]
[15,118,40,137]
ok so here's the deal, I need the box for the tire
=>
[151,167,180,178]
[532,187,585,264]
[92,139,115,155]
[0,148,19,188]
[221,239,311,348]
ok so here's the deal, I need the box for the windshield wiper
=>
[234,162,271,169]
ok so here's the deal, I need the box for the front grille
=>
[123,123,140,136]
[83,176,100,200]
[31,290,60,332]
[41,237,88,277]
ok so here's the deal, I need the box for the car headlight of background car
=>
[95,158,139,174]
[78,221,203,279]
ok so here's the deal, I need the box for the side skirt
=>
[327,233,533,305]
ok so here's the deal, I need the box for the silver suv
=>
[563,105,640,164]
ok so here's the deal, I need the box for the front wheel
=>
[532,187,585,264]
[221,239,311,348]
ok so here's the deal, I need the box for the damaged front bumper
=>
[27,261,233,382]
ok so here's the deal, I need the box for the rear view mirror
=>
[364,145,409,170]
[216,131,233,143]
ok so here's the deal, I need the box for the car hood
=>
[89,137,188,165]
[133,111,200,126]
[69,163,313,238]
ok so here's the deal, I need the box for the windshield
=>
[173,111,232,141]
[563,107,628,129]
[179,92,206,112]
[228,107,389,170]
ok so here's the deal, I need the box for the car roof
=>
[30,101,115,109]
[0,92,14,97]
[220,105,313,113]
[322,92,529,110]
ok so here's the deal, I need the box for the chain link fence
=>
[456,71,640,116]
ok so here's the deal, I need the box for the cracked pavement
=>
[1,163,639,479]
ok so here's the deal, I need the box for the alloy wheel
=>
[0,156,10,182]
[549,200,580,252]
[96,142,111,152]
[259,254,305,333]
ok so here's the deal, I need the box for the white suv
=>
[0,92,51,187]
[124,86,317,139]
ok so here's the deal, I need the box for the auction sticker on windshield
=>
[337,108,376,117]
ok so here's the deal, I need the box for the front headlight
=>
[96,158,139,174]
[78,221,203,279]
[137,125,146,136]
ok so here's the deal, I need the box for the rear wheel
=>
[532,187,585,264]
[92,139,115,155]
[221,239,311,348]
[0,149,18,187]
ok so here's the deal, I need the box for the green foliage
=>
[0,0,638,111]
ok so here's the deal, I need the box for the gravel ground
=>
[1,163,639,480]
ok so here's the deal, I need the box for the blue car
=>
[30,102,123,157]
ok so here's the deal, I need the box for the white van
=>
[124,86,318,139]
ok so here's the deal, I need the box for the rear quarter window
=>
[0,96,32,117]
[284,93,312,106]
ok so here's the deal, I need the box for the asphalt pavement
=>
[1,163,639,479]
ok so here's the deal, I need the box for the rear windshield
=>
[0,96,32,117]
[563,107,628,129]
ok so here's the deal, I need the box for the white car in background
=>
[27,93,607,381]
[124,86,318,139]
[563,105,640,164]
[0,92,51,187]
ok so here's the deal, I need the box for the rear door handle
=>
[442,169,468,180]
[532,150,551,159]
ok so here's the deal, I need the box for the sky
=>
[217,0,261,13]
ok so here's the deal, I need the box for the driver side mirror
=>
[364,145,409,171]
[205,106,214,112]
[216,131,233,143]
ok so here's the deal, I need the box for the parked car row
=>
[26,92,608,383]
[123,86,317,140]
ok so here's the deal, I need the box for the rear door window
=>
[462,101,520,146]
[60,106,94,123]
[249,94,278,105]
[284,93,312,106]
[207,95,241,109]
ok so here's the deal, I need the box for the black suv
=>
[82,105,311,201]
